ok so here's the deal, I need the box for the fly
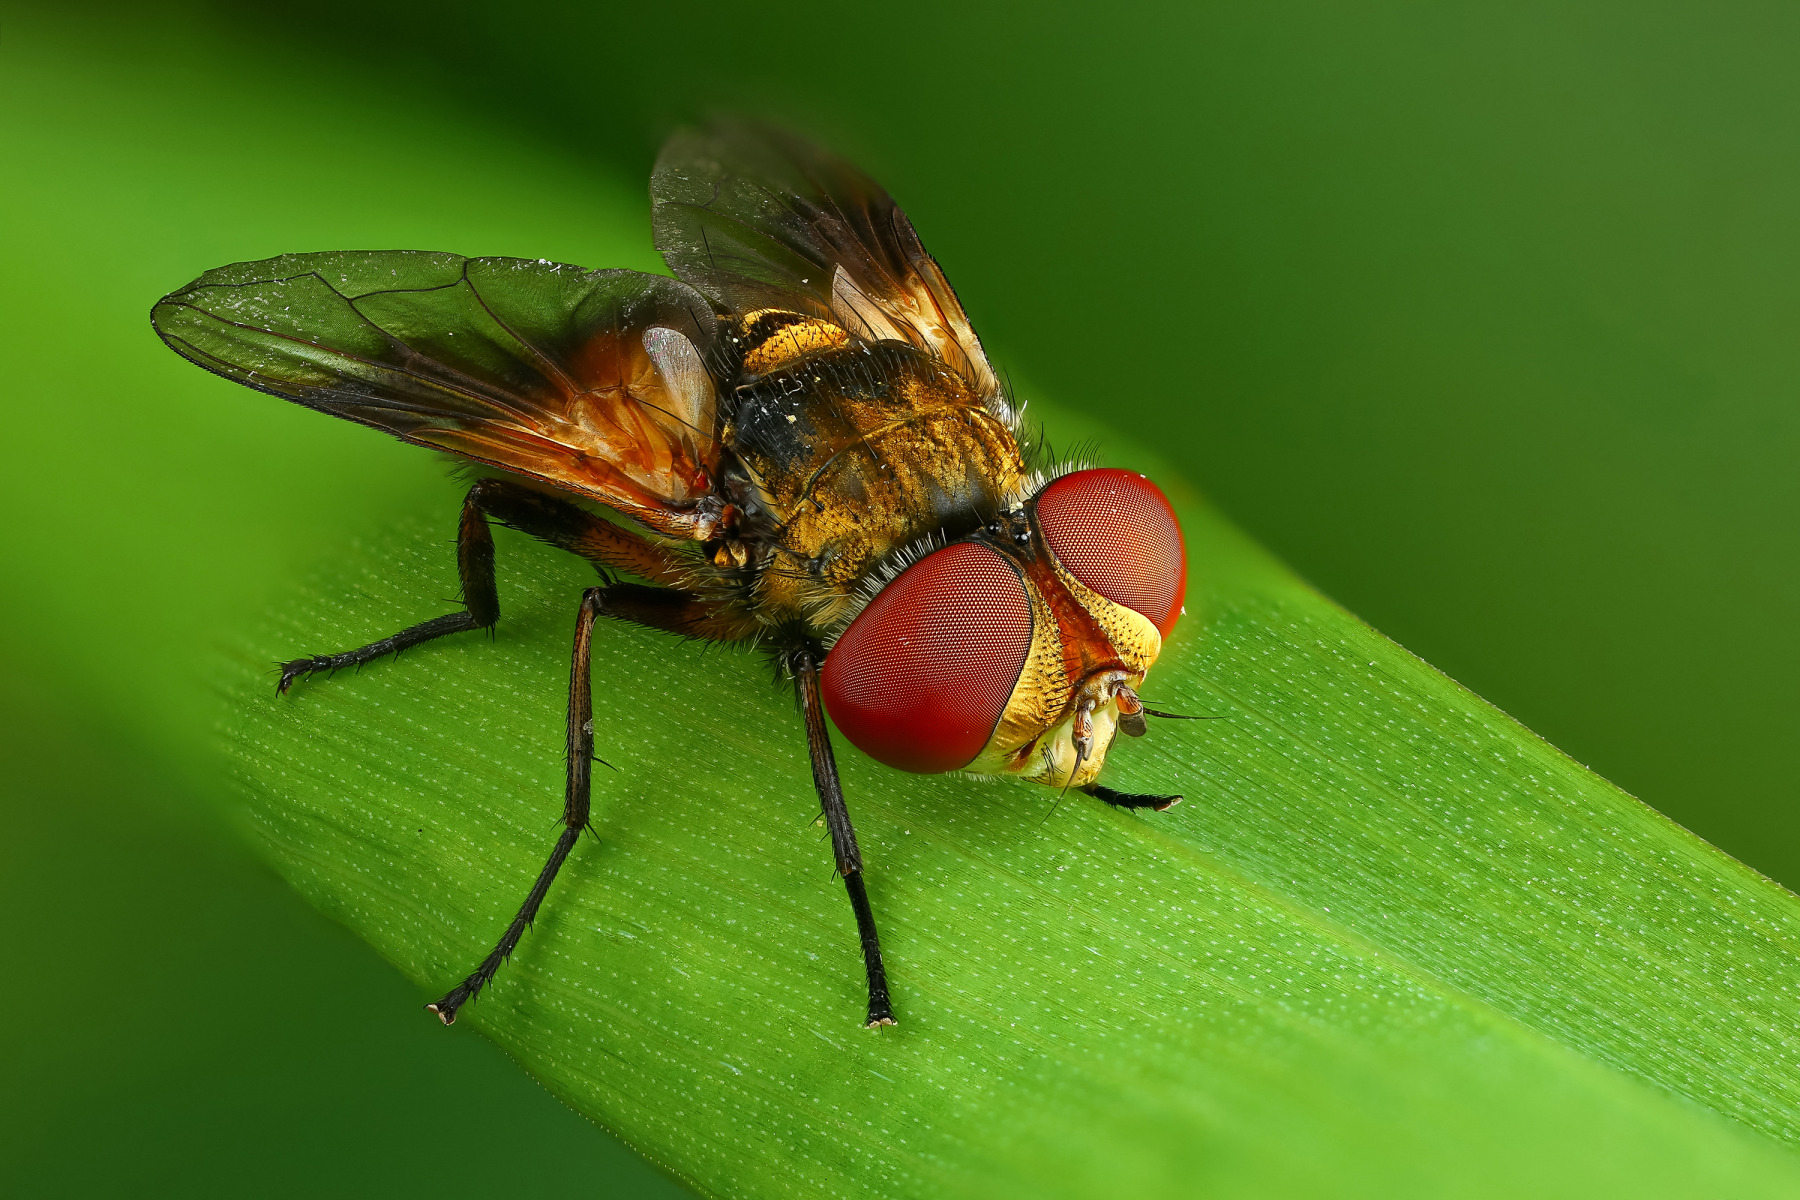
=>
[150,121,1191,1029]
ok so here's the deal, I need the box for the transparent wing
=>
[152,251,726,538]
[652,121,1000,400]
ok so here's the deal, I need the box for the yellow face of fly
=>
[961,548,1166,789]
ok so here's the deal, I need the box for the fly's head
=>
[821,468,1187,791]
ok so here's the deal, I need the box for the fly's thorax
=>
[729,310,851,376]
[723,328,1025,629]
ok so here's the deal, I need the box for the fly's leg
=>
[1082,783,1183,812]
[427,582,751,1023]
[792,645,896,1028]
[278,477,690,693]
[276,492,496,692]
[427,585,607,1024]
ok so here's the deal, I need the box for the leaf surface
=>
[223,409,1800,1198]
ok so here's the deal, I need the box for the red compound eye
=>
[1035,468,1186,636]
[822,542,1033,774]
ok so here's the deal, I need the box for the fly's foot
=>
[276,654,342,694]
[865,992,896,1027]
[1084,784,1183,812]
[276,612,484,695]
[426,984,473,1026]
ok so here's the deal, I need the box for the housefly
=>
[151,122,1189,1029]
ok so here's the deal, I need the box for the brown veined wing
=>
[151,251,726,539]
[652,121,1001,402]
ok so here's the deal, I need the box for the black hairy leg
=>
[426,579,746,1024]
[791,645,896,1028]
[277,477,689,693]
[426,585,607,1024]
[1082,784,1183,812]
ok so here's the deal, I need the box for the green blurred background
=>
[2,0,1795,1193]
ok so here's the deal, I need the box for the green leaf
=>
[222,407,1800,1198]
